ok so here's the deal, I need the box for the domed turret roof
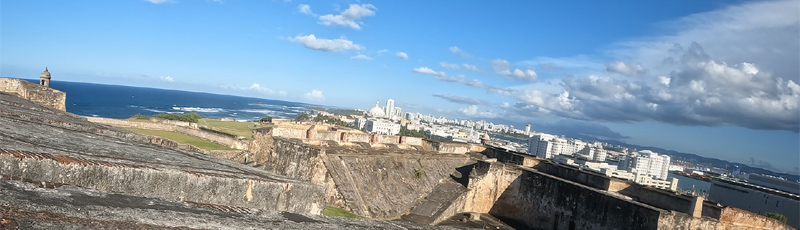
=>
[40,67,51,79]
[366,101,386,118]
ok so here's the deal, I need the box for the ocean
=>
[39,80,317,121]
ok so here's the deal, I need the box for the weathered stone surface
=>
[402,178,469,225]
[0,180,471,230]
[0,78,66,111]
[86,116,249,150]
[0,92,324,215]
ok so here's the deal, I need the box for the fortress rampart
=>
[86,116,250,150]
[0,78,65,111]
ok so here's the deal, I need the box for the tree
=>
[152,112,202,123]
[294,112,310,122]
[259,116,273,122]
[313,114,347,127]
[764,212,787,224]
[398,125,428,138]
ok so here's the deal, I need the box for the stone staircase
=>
[401,178,468,225]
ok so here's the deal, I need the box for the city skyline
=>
[1,0,797,173]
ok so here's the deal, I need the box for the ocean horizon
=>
[18,79,322,122]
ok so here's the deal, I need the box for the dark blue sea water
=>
[669,172,712,192]
[38,80,316,121]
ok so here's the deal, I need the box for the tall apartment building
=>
[528,134,608,162]
[619,150,670,180]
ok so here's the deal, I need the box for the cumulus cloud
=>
[396,52,408,60]
[351,54,372,60]
[462,64,484,73]
[298,4,314,15]
[606,61,646,76]
[377,49,388,55]
[433,94,486,105]
[459,105,478,116]
[516,42,800,131]
[304,89,325,100]
[449,46,471,58]
[289,34,362,52]
[318,4,376,29]
[159,76,174,83]
[440,62,459,69]
[490,59,538,82]
[458,105,496,118]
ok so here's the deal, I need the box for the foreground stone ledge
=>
[0,150,325,215]
[0,180,467,230]
[0,149,324,215]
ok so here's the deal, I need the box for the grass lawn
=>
[198,118,271,140]
[123,127,234,150]
[323,206,363,219]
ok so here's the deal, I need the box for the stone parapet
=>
[0,93,326,215]
[0,78,66,111]
[266,124,479,154]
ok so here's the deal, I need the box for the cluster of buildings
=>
[528,133,678,191]
[325,99,800,227]
[351,99,513,144]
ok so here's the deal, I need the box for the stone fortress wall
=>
[0,78,66,111]
[246,127,476,219]
[206,120,794,229]
[454,147,795,230]
[267,120,483,154]
[0,92,326,217]
[86,116,250,150]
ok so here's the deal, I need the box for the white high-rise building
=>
[392,107,402,120]
[528,133,568,158]
[620,150,670,180]
[385,99,395,120]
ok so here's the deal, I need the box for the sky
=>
[1,0,798,174]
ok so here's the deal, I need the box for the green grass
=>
[198,118,271,140]
[123,127,234,150]
[323,206,363,219]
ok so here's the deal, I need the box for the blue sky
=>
[2,0,798,173]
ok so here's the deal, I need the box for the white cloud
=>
[440,62,459,69]
[449,46,471,58]
[222,83,285,96]
[396,52,408,60]
[143,0,168,4]
[422,1,799,134]
[289,34,362,52]
[377,49,388,55]
[606,61,646,76]
[490,59,538,82]
[458,105,496,118]
[459,105,478,116]
[248,83,273,94]
[413,67,512,96]
[298,4,314,15]
[160,76,174,83]
[462,64,484,73]
[412,67,446,77]
[304,89,325,100]
[351,54,372,60]
[318,4,376,30]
